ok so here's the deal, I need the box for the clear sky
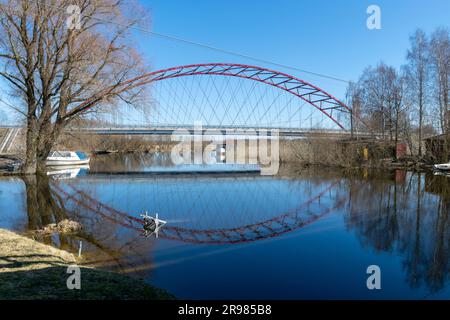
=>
[137,0,450,97]
[1,0,449,125]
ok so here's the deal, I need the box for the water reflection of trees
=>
[345,171,449,293]
[21,174,155,276]
[22,174,69,247]
[20,168,449,293]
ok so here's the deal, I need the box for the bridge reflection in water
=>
[0,156,448,299]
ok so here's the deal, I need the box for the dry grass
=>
[280,139,396,168]
[0,229,174,300]
[0,229,76,273]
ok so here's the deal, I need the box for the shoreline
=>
[0,154,22,176]
[0,154,440,177]
[0,228,174,300]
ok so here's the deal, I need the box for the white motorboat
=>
[433,162,450,171]
[46,151,90,166]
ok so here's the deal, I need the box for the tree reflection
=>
[21,174,155,276]
[345,171,449,293]
[22,174,69,246]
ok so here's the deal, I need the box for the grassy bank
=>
[0,228,174,300]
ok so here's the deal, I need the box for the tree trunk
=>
[37,122,65,173]
[444,87,449,162]
[23,117,39,175]
[23,118,65,174]
[36,122,54,173]
[418,72,425,157]
[395,110,399,160]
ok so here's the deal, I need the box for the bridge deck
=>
[66,127,374,139]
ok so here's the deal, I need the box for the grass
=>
[0,229,174,300]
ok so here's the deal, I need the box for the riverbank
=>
[279,139,441,170]
[1,135,443,176]
[0,154,437,177]
[0,228,174,300]
[0,155,22,175]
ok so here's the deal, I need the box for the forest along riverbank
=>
[0,228,174,300]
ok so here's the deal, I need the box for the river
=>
[0,153,449,299]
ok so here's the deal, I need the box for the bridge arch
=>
[77,63,357,131]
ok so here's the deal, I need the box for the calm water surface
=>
[0,153,449,299]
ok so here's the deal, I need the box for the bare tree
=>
[357,62,405,142]
[391,73,406,154]
[403,29,431,156]
[357,64,388,137]
[0,0,148,174]
[429,27,450,135]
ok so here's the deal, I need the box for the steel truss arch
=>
[78,63,356,130]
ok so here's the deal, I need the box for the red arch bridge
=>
[72,63,367,135]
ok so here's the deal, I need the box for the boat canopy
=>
[75,151,89,160]
[49,151,72,158]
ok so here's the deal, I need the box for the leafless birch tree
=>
[403,29,431,156]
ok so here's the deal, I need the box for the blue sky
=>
[137,0,450,97]
[1,0,449,124]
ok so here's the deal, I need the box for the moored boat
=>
[46,151,90,166]
[433,162,450,171]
